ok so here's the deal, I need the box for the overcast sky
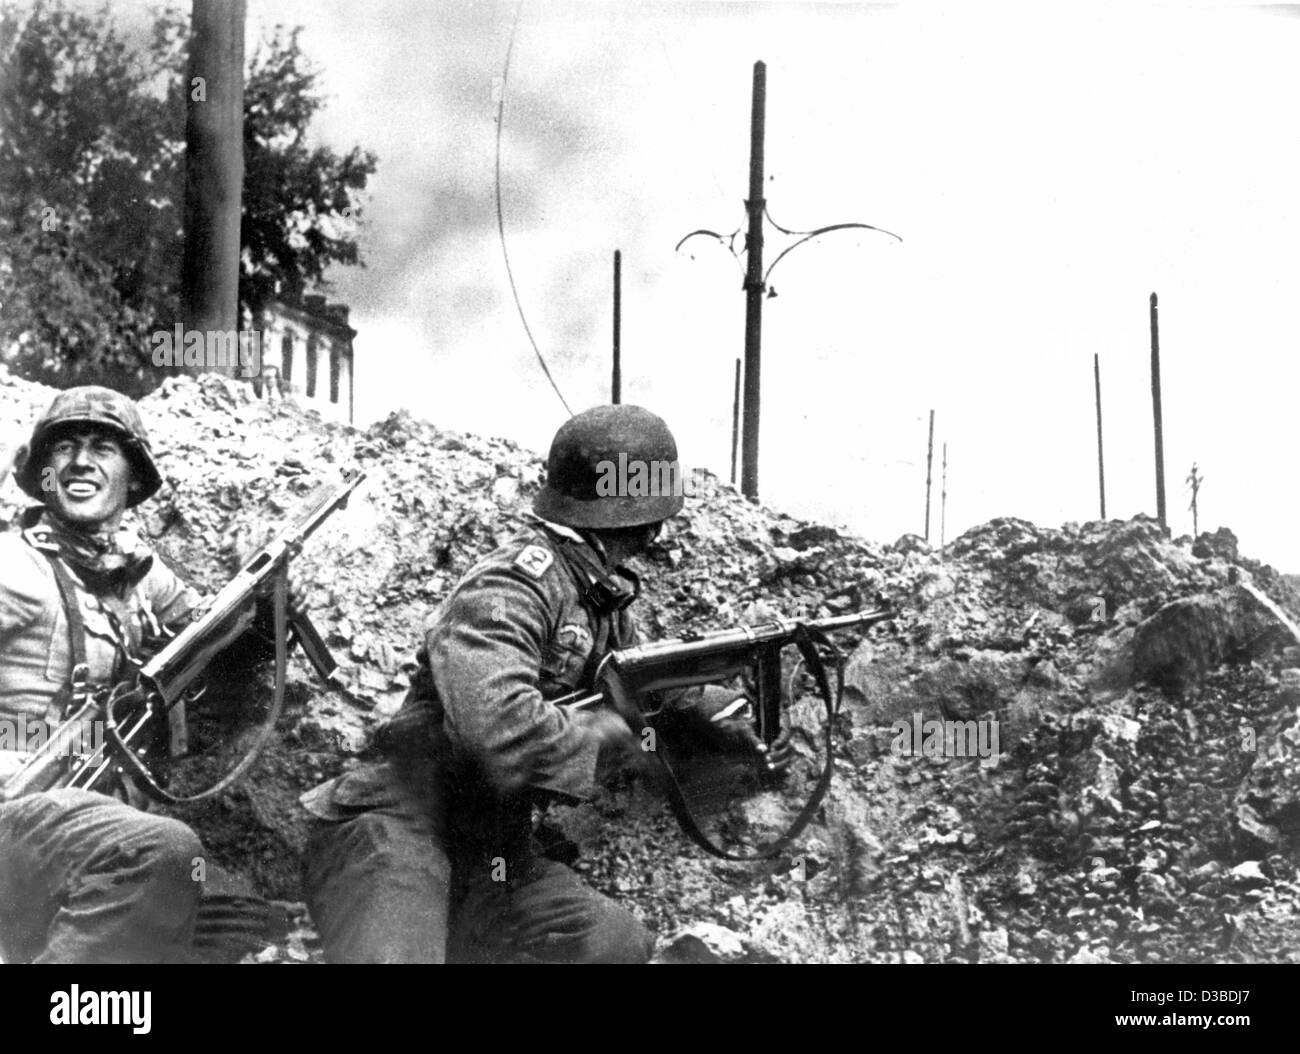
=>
[144,2,1300,569]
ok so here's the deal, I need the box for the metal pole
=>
[1150,292,1167,531]
[1094,353,1106,519]
[730,358,741,485]
[940,441,947,547]
[924,409,934,541]
[612,249,621,404]
[740,60,766,501]
[181,0,245,374]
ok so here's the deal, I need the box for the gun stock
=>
[0,697,102,802]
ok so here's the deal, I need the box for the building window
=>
[281,332,294,382]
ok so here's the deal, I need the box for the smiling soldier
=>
[0,386,266,963]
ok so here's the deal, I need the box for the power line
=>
[494,1,573,416]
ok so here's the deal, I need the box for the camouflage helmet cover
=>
[14,386,163,508]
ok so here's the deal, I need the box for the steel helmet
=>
[533,405,685,529]
[14,386,163,507]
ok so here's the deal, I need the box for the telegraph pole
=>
[1150,292,1167,531]
[611,250,622,404]
[676,62,899,501]
[181,0,245,372]
[1094,353,1106,519]
[730,358,741,486]
[924,409,935,541]
[940,441,948,547]
[739,61,767,501]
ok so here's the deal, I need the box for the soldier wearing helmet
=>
[300,405,789,963]
[0,387,275,963]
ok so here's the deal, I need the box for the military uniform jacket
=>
[0,520,199,783]
[417,521,638,805]
[301,520,733,852]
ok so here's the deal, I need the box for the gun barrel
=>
[807,608,896,635]
[610,607,894,673]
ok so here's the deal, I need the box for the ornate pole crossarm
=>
[676,219,901,289]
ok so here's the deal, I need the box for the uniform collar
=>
[531,516,609,563]
[530,517,638,614]
[20,507,153,592]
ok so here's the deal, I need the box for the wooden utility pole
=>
[739,60,767,501]
[181,0,245,369]
[940,441,947,547]
[730,358,741,486]
[677,61,898,499]
[924,409,935,541]
[1187,462,1203,536]
[1150,292,1167,531]
[1094,353,1106,519]
[611,249,622,404]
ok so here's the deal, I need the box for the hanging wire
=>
[495,0,572,415]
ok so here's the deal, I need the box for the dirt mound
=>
[5,366,1300,963]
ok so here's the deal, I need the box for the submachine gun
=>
[560,605,896,861]
[1,473,365,806]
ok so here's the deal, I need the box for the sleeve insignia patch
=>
[513,544,555,579]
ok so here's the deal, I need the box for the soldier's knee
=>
[303,814,451,964]
[572,903,654,964]
[307,812,400,882]
[506,868,655,964]
[133,814,205,887]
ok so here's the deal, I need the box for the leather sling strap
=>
[104,564,292,805]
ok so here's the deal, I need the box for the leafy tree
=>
[241,25,374,316]
[0,3,187,392]
[0,1,376,393]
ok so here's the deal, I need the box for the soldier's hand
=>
[709,715,795,780]
[755,728,795,778]
[582,707,637,750]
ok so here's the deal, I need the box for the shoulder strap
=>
[539,527,639,618]
[41,552,92,706]
[42,553,88,669]
[35,552,92,733]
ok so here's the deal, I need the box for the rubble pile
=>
[4,366,1300,962]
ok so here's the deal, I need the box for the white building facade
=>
[254,295,356,424]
